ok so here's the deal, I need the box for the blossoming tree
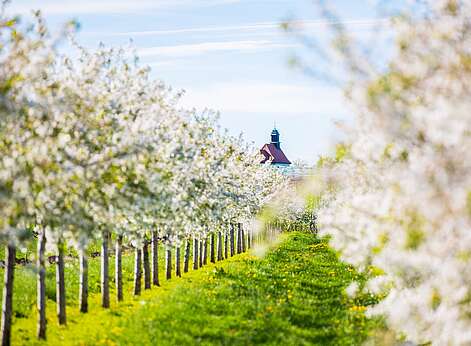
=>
[308,0,471,343]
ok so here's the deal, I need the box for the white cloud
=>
[94,18,390,37]
[180,81,348,115]
[137,40,296,58]
[103,22,281,37]
[6,0,241,15]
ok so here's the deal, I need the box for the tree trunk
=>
[56,242,66,325]
[242,227,246,253]
[37,230,47,339]
[101,230,110,308]
[193,238,198,270]
[199,241,203,267]
[143,241,151,290]
[230,224,235,257]
[115,235,123,302]
[166,246,172,280]
[203,239,208,265]
[210,234,215,263]
[224,230,228,259]
[151,231,159,286]
[133,247,142,296]
[237,223,242,254]
[184,240,190,273]
[217,232,223,261]
[79,248,88,313]
[247,228,251,249]
[1,244,15,346]
[175,246,181,277]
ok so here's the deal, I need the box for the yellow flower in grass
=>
[349,305,367,312]
[309,243,326,251]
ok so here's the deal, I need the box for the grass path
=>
[13,232,379,345]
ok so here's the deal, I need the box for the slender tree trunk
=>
[184,240,190,273]
[217,232,223,261]
[210,234,215,263]
[199,241,203,267]
[175,247,181,277]
[241,224,245,253]
[242,227,246,253]
[56,242,66,325]
[151,231,159,286]
[1,244,15,346]
[37,230,47,339]
[79,248,88,313]
[224,230,228,259]
[239,223,244,253]
[166,246,172,280]
[101,230,110,308]
[115,235,123,302]
[247,229,251,249]
[203,239,208,265]
[230,224,235,257]
[133,247,142,296]
[143,241,151,290]
[237,223,242,254]
[193,238,198,270]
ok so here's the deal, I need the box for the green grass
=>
[8,232,381,345]
[107,232,380,345]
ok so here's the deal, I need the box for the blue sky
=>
[7,0,396,163]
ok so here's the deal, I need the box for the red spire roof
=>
[260,143,291,165]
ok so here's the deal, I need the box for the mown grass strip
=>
[104,231,380,346]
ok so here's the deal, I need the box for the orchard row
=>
[0,10,287,345]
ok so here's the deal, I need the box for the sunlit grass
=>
[6,232,381,345]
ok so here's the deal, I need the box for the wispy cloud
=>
[91,18,390,37]
[6,0,241,15]
[102,22,281,37]
[138,40,296,58]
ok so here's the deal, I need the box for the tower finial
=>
[274,121,277,130]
